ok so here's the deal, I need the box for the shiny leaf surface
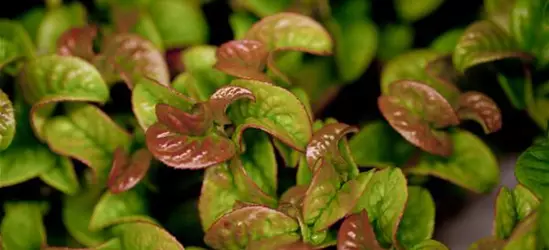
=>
[0,90,14,150]
[215,39,270,82]
[337,210,383,250]
[108,147,152,194]
[208,85,255,126]
[457,91,502,134]
[306,123,358,170]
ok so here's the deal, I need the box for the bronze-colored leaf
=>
[108,147,152,194]
[215,39,271,82]
[306,123,358,170]
[278,185,307,218]
[155,103,212,136]
[467,237,506,250]
[425,55,461,105]
[145,123,235,169]
[208,85,255,125]
[57,26,97,61]
[457,91,502,134]
[379,80,459,156]
[337,210,383,250]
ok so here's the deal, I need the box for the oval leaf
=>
[1,202,47,250]
[337,210,384,250]
[396,186,435,249]
[394,0,444,22]
[112,221,185,250]
[0,90,15,150]
[108,147,152,194]
[57,26,97,61]
[145,122,235,169]
[208,85,255,126]
[215,39,271,82]
[457,91,502,134]
[40,156,80,195]
[204,205,299,250]
[306,123,358,169]
[89,188,149,231]
[515,139,549,199]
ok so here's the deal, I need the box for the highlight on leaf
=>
[0,90,15,151]
[108,147,152,194]
[457,91,502,134]
[306,123,358,170]
[57,25,98,61]
[155,103,212,136]
[337,210,383,250]
[208,85,255,126]
[215,39,271,82]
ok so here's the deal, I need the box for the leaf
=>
[411,240,449,250]
[234,0,292,17]
[131,77,195,130]
[239,129,277,197]
[112,221,184,249]
[396,186,435,249]
[97,34,170,88]
[349,121,416,168]
[18,55,110,140]
[539,191,549,247]
[457,91,502,134]
[306,123,358,170]
[496,72,526,110]
[204,205,299,250]
[45,239,122,250]
[504,213,538,250]
[430,28,465,53]
[494,185,540,240]
[468,236,506,250]
[36,2,87,53]
[57,26,97,61]
[0,202,47,250]
[111,6,164,51]
[228,79,312,151]
[0,19,35,59]
[246,234,303,250]
[43,103,132,182]
[148,0,208,48]
[0,90,15,150]
[337,210,383,250]
[155,103,212,136]
[182,45,218,72]
[229,12,258,40]
[378,80,459,156]
[231,157,278,207]
[515,139,549,198]
[40,156,80,195]
[215,39,271,82]
[353,168,408,247]
[0,37,22,69]
[89,187,149,231]
[208,85,255,126]
[484,0,516,31]
[394,0,444,22]
[453,20,532,73]
[407,130,500,193]
[377,24,414,61]
[297,156,313,185]
[108,147,152,194]
[0,142,57,188]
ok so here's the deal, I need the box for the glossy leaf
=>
[510,0,546,51]
[411,240,449,250]
[131,77,195,130]
[209,85,255,126]
[349,121,416,168]
[0,90,14,150]
[0,202,47,250]
[40,156,80,195]
[430,29,465,53]
[199,163,240,230]
[89,188,149,231]
[515,139,549,198]
[539,191,549,247]
[306,123,358,169]
[0,20,35,59]
[394,0,444,22]
[353,168,408,247]
[57,26,97,61]
[215,39,271,82]
[239,129,277,197]
[98,34,170,88]
[407,130,500,193]
[228,79,312,151]
[457,91,502,134]
[485,0,515,31]
[337,210,383,250]
[204,205,299,250]
[396,186,435,249]
[108,147,152,194]
[112,221,184,249]
[494,185,539,239]
[36,2,87,53]
[155,103,212,136]
[378,80,459,156]
[453,20,531,73]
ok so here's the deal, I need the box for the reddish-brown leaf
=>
[155,103,212,136]
[337,210,384,250]
[215,40,271,82]
[425,55,461,105]
[306,123,358,170]
[57,26,97,61]
[145,123,235,169]
[278,185,308,218]
[457,91,502,134]
[208,85,255,125]
[108,147,152,194]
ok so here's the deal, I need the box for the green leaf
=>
[539,191,549,247]
[430,28,465,53]
[484,0,515,31]
[45,238,122,250]
[394,0,444,22]
[0,37,22,69]
[0,19,35,59]
[353,168,408,248]
[510,0,549,68]
[89,187,149,231]
[515,138,549,198]
[229,12,258,40]
[504,213,538,250]
[148,0,208,48]
[1,202,47,250]
[112,221,184,249]
[396,186,435,249]
[228,79,312,151]
[411,240,449,250]
[0,90,15,150]
[111,7,164,51]
[36,2,87,53]
[468,236,506,250]
[494,185,539,239]
[40,156,80,195]
[306,123,358,174]
[297,155,313,185]
[235,0,292,17]
[377,24,414,61]
[43,103,132,182]
[182,45,217,73]
[18,7,45,42]
[407,130,500,193]
[131,77,195,130]
[453,20,531,73]
[0,142,57,188]
[18,55,110,140]
[337,210,384,250]
[204,205,299,250]
[349,120,416,168]
[457,91,502,134]
[496,71,527,109]
[240,129,277,196]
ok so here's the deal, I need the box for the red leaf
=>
[108,147,152,194]
[57,26,98,61]
[457,91,502,134]
[208,85,255,125]
[306,123,358,170]
[155,103,212,136]
[337,210,383,250]
[215,40,271,82]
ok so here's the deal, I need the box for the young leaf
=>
[155,103,212,136]
[0,90,15,150]
[430,29,465,53]
[231,157,278,207]
[407,130,500,193]
[539,191,549,247]
[89,188,149,231]
[0,37,22,69]
[306,123,358,170]
[504,213,538,250]
[353,168,408,247]
[228,79,312,151]
[108,147,152,194]
[214,39,271,82]
[457,91,502,134]
[297,155,313,185]
[515,139,549,198]
[0,202,47,250]
[377,24,414,61]
[204,205,299,250]
[131,77,195,130]
[349,121,416,168]
[40,156,80,195]
[453,20,532,73]
[111,6,165,51]
[396,186,435,249]
[36,2,87,53]
[246,234,303,250]
[337,210,384,250]
[410,240,449,250]
[57,26,97,61]
[112,221,185,249]
[394,0,444,22]
[0,20,35,59]
[378,80,459,156]
[208,85,255,126]
[239,129,277,197]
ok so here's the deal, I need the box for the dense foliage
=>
[0,0,548,249]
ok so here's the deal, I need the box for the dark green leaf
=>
[40,156,80,195]
[496,71,527,109]
[510,0,549,68]
[430,29,465,53]
[0,142,57,188]
[234,0,292,17]
[112,221,184,249]
[515,138,549,198]
[89,187,149,231]
[394,0,444,22]
[396,186,435,249]
[1,202,47,250]
[0,19,35,59]
[18,7,45,43]
[377,24,414,61]
[539,191,549,247]
[36,2,87,53]
[457,91,502,134]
